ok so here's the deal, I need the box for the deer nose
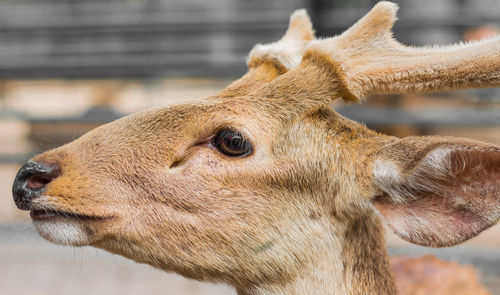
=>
[12,161,60,210]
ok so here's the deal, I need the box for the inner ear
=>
[374,146,500,247]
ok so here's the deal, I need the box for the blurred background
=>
[0,0,499,294]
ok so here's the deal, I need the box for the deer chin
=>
[32,217,89,246]
[29,206,113,246]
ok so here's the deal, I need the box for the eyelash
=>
[211,128,253,157]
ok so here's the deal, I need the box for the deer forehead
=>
[63,100,366,167]
[66,101,258,157]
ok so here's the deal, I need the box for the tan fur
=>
[14,2,500,295]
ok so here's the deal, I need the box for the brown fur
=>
[15,2,500,295]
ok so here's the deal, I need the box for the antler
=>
[304,1,500,101]
[216,9,314,97]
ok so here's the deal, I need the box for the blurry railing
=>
[0,0,309,78]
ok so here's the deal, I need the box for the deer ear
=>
[372,138,500,247]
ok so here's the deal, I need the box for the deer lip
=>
[30,209,110,221]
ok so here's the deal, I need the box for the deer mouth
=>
[30,209,111,221]
[29,208,113,246]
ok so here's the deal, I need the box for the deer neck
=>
[236,213,396,295]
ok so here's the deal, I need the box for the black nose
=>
[12,161,60,210]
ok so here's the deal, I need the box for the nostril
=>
[13,160,60,198]
[27,175,53,191]
[13,160,61,210]
[13,160,60,210]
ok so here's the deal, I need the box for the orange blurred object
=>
[464,26,499,41]
[391,255,490,295]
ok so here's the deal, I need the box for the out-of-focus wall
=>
[0,0,309,79]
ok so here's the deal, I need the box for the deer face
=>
[11,2,500,294]
[12,10,321,287]
[13,95,376,284]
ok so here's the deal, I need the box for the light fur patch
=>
[248,40,305,70]
[33,219,88,246]
[422,148,451,172]
[373,159,405,203]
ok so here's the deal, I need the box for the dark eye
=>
[212,129,253,157]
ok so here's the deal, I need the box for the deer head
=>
[12,2,500,295]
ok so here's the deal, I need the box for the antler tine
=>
[216,9,314,97]
[247,9,314,71]
[305,1,500,101]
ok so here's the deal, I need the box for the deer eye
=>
[212,129,253,157]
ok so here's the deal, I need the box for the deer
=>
[11,2,500,295]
